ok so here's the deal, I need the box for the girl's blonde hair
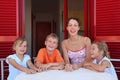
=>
[93,40,110,58]
[13,37,27,50]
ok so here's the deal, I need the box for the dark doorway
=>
[31,0,59,56]
[36,22,51,54]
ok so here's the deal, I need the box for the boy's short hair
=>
[46,33,59,42]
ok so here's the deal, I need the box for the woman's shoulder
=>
[82,36,91,43]
[83,36,90,40]
[61,39,68,45]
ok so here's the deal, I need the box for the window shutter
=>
[0,0,24,79]
[95,0,120,41]
[0,0,24,58]
[89,0,120,78]
[0,0,19,42]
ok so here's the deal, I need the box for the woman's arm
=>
[84,37,91,61]
[82,37,92,68]
[61,40,73,71]
[61,40,70,64]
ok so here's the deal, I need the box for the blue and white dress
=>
[93,56,118,80]
[6,54,30,80]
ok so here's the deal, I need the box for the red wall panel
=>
[88,0,120,78]
[0,0,16,36]
[0,0,19,42]
[95,0,120,41]
[0,0,25,57]
[0,0,25,79]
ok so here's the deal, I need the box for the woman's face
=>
[67,19,80,36]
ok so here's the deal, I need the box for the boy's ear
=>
[45,41,47,46]
[55,44,58,48]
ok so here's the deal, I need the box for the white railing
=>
[110,59,120,73]
[0,58,6,80]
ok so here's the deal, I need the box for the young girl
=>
[84,40,118,80]
[6,37,39,80]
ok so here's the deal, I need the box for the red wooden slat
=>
[96,0,120,36]
[0,42,13,58]
[107,42,120,59]
[0,0,16,36]
[90,0,120,79]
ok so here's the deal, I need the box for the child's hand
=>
[64,64,73,71]
[41,64,51,71]
[57,65,65,70]
[29,69,37,74]
[34,67,42,72]
[25,69,37,74]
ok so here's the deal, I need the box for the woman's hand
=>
[83,62,91,68]
[64,64,73,71]
[72,63,80,70]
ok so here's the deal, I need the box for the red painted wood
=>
[64,0,68,39]
[0,0,18,42]
[95,0,120,42]
[84,0,88,36]
[89,0,120,78]
[0,0,25,79]
[18,0,25,37]
[89,0,96,41]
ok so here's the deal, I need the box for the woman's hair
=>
[93,40,110,58]
[46,33,59,42]
[12,37,27,50]
[66,17,81,26]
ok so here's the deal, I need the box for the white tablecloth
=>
[15,68,115,80]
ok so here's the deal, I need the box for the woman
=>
[61,17,91,71]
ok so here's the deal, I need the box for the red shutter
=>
[94,0,120,57]
[0,0,25,79]
[88,0,120,78]
[0,0,24,58]
[95,0,120,41]
[0,0,19,42]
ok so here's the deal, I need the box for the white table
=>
[15,68,115,80]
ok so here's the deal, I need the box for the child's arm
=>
[8,58,35,74]
[47,62,65,70]
[27,60,40,72]
[84,60,110,72]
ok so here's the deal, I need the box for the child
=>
[6,37,39,80]
[84,40,118,80]
[35,33,64,71]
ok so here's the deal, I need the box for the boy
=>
[35,33,64,71]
